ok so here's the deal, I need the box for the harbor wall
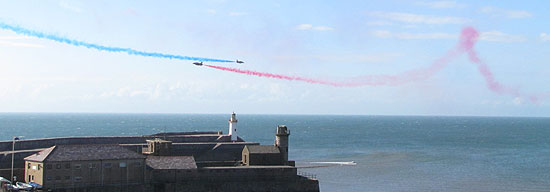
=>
[161,179,319,192]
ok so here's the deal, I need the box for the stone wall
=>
[156,179,319,192]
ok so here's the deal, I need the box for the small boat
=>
[16,182,33,191]
[0,176,11,184]
[29,182,43,189]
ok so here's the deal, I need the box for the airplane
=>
[236,59,244,64]
[193,61,203,66]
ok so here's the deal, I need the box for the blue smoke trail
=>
[0,22,233,63]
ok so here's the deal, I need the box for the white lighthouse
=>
[228,112,238,141]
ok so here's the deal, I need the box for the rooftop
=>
[24,144,145,162]
[146,156,197,170]
[244,145,280,154]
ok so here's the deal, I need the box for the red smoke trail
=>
[206,27,545,102]
[205,30,465,87]
[204,64,346,86]
[460,27,545,103]
[205,47,462,87]
[460,27,520,96]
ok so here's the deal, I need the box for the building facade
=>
[242,145,283,166]
[24,145,146,191]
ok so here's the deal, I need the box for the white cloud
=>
[0,40,44,48]
[0,36,43,48]
[295,24,334,31]
[0,36,30,40]
[480,6,532,19]
[316,53,401,63]
[513,97,523,105]
[271,52,400,64]
[416,1,467,9]
[370,11,469,25]
[479,31,527,42]
[59,1,82,13]
[206,9,217,14]
[31,84,54,97]
[372,30,456,39]
[296,24,313,30]
[371,30,525,42]
[228,12,247,16]
[540,33,550,42]
[367,21,393,26]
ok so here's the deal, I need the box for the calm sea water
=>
[1,113,550,191]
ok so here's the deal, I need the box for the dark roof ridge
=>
[26,144,145,162]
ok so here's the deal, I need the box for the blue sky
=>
[0,0,549,116]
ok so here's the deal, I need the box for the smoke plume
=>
[0,22,232,63]
[206,27,546,103]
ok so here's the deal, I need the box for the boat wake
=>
[310,161,357,166]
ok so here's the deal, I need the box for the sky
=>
[0,0,549,116]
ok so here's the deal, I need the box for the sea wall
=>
[147,166,320,192]
[159,178,319,192]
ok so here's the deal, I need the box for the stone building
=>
[242,145,283,166]
[24,145,146,191]
[242,125,291,166]
[146,156,197,183]
[142,139,172,156]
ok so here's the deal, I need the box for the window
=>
[32,175,34,180]
[28,175,31,182]
[65,163,70,169]
[89,163,96,169]
[38,165,41,170]
[74,177,82,182]
[46,164,52,169]
[47,176,52,181]
[27,163,31,169]
[119,162,127,168]
[56,164,61,169]
[104,163,112,168]
[55,176,61,181]
[65,176,71,180]
[74,164,81,169]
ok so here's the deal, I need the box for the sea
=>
[1,113,550,192]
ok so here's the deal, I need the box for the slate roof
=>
[146,156,197,170]
[24,144,145,162]
[24,146,56,162]
[244,145,280,154]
